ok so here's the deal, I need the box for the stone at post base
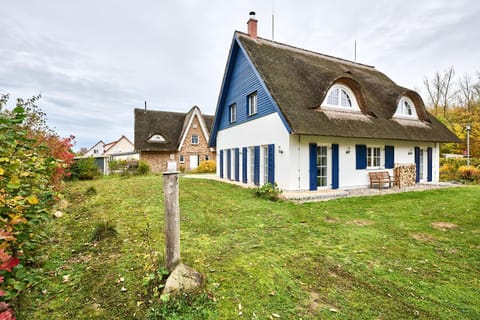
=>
[162,263,203,296]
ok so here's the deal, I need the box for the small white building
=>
[82,135,139,174]
[209,14,459,191]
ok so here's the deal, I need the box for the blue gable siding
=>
[209,37,291,147]
[217,49,276,131]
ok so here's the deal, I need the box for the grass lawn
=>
[17,175,480,319]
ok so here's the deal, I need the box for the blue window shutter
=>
[414,147,420,183]
[385,145,395,169]
[254,146,260,186]
[332,144,339,189]
[355,144,367,169]
[219,150,224,178]
[268,144,275,184]
[427,147,433,182]
[242,147,247,183]
[227,149,231,180]
[234,148,240,181]
[309,143,317,190]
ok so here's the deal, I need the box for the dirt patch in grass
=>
[309,291,339,313]
[410,233,436,242]
[350,219,374,227]
[431,222,457,231]
[324,217,338,224]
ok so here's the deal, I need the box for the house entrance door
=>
[317,146,328,187]
[189,155,199,170]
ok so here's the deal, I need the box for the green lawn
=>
[17,175,480,319]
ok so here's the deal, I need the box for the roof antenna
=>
[354,39,357,63]
[271,0,275,42]
[144,100,147,112]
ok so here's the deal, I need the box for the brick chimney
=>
[247,11,257,39]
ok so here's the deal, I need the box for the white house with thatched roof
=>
[209,13,459,191]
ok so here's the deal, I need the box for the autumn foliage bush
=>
[0,95,74,318]
[191,160,216,173]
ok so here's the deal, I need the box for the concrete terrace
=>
[183,173,462,202]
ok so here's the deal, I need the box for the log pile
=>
[394,164,416,187]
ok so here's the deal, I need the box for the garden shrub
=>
[191,160,216,173]
[439,158,480,182]
[254,183,282,201]
[136,160,150,175]
[0,95,64,317]
[457,166,480,182]
[70,157,101,180]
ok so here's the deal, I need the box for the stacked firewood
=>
[394,164,416,187]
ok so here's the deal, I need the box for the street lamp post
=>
[466,124,471,166]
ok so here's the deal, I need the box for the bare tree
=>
[423,66,456,117]
[457,73,477,112]
[441,66,455,117]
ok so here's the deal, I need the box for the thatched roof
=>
[236,32,459,143]
[134,106,214,152]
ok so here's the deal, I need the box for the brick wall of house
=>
[179,115,215,171]
[140,115,216,173]
[140,152,173,173]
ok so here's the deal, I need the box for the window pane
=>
[327,88,339,105]
[248,93,257,115]
[341,89,352,107]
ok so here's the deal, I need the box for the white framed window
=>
[395,97,417,118]
[247,92,257,116]
[322,84,360,110]
[263,145,269,184]
[93,149,98,154]
[148,134,166,143]
[317,146,328,187]
[191,135,199,145]
[367,146,381,168]
[249,146,255,183]
[229,103,237,123]
[169,153,175,160]
[179,155,185,163]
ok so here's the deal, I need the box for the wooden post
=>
[163,172,180,272]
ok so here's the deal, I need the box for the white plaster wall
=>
[288,136,439,190]
[216,113,291,189]
[216,115,441,190]
[105,138,134,155]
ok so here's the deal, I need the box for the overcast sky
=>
[2,0,479,150]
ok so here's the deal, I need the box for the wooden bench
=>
[368,171,397,189]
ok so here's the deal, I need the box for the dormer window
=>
[322,84,360,111]
[148,134,167,143]
[395,97,417,118]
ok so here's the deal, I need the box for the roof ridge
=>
[235,31,375,70]
[134,108,214,117]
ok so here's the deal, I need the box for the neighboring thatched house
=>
[209,13,459,191]
[134,106,215,172]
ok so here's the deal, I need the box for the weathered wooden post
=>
[163,171,180,272]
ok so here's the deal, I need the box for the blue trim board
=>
[254,146,260,186]
[427,147,433,182]
[309,143,317,190]
[219,150,224,178]
[234,148,240,182]
[385,145,395,169]
[268,144,275,184]
[331,144,339,189]
[227,149,231,180]
[242,147,247,183]
[414,147,420,183]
